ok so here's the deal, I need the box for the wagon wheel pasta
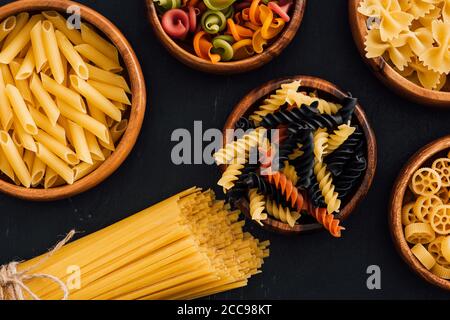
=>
[358,0,450,91]
[153,0,294,63]
[215,80,367,238]
[0,11,131,188]
[402,152,450,281]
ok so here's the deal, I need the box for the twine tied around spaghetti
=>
[0,230,75,300]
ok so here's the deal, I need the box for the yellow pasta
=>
[3,13,29,48]
[30,73,60,125]
[87,79,131,105]
[0,147,14,181]
[16,46,35,80]
[0,130,31,187]
[86,63,131,93]
[40,73,85,113]
[73,160,102,181]
[74,44,122,73]
[29,107,66,145]
[411,243,436,270]
[0,16,17,43]
[34,130,78,166]
[80,23,119,64]
[14,117,37,152]
[87,102,114,151]
[42,11,83,45]
[5,84,37,135]
[41,20,65,84]
[0,63,14,86]
[30,20,47,72]
[23,149,34,172]
[0,68,13,130]
[9,60,33,106]
[111,119,128,144]
[67,120,92,165]
[44,166,58,189]
[30,156,46,187]
[35,142,74,185]
[55,30,88,80]
[85,131,104,161]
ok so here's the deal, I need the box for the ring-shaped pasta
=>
[411,168,442,196]
[432,158,450,187]
[411,243,436,270]
[428,236,450,266]
[430,205,450,235]
[413,195,443,223]
[441,236,450,263]
[405,222,436,244]
[402,202,417,225]
[436,187,450,204]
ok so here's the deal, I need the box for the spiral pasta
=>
[286,90,342,115]
[248,188,267,225]
[217,163,244,191]
[325,124,356,155]
[313,128,328,162]
[265,198,300,228]
[281,161,298,186]
[314,161,341,214]
[264,168,304,212]
[308,206,345,238]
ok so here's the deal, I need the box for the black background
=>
[0,0,449,300]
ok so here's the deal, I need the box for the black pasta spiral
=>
[339,95,358,123]
[307,173,326,208]
[272,130,301,170]
[244,172,287,206]
[260,102,319,128]
[325,126,364,177]
[225,163,258,206]
[235,117,255,132]
[334,147,367,200]
[292,129,314,189]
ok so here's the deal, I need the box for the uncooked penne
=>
[70,75,121,121]
[111,119,128,144]
[80,23,119,64]
[0,14,42,64]
[29,107,66,145]
[74,44,122,73]
[5,84,37,135]
[67,120,92,164]
[9,60,33,106]
[35,142,73,185]
[0,16,17,43]
[40,73,85,113]
[0,147,14,181]
[0,130,31,187]
[87,79,131,105]
[57,99,109,143]
[41,20,65,84]
[55,30,88,80]
[0,63,14,86]
[30,20,47,72]
[73,160,102,181]
[86,64,130,93]
[42,11,83,45]
[85,131,104,161]
[44,166,58,189]
[14,117,37,152]
[87,102,114,151]
[0,68,13,130]
[31,155,45,187]
[23,149,34,172]
[16,46,35,80]
[34,130,79,165]
[30,73,60,126]
[2,13,29,48]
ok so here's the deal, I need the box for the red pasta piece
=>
[264,169,304,211]
[161,9,190,39]
[268,1,292,22]
[307,201,345,238]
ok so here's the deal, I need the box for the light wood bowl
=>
[146,0,306,75]
[348,0,450,107]
[390,136,450,291]
[222,76,377,235]
[0,0,146,201]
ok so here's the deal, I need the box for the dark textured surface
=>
[0,0,449,300]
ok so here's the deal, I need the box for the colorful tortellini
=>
[154,0,294,63]
[358,0,450,90]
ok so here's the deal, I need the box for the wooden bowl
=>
[146,0,306,75]
[390,136,450,291]
[0,0,146,201]
[223,75,377,235]
[348,0,450,107]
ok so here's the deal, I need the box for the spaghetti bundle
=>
[7,187,269,300]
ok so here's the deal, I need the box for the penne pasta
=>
[30,73,60,125]
[57,99,109,143]
[85,131,104,161]
[43,166,58,189]
[35,142,74,185]
[41,20,65,84]
[55,30,88,80]
[0,68,13,130]
[42,11,83,45]
[40,73,85,113]
[31,155,45,187]
[34,130,79,165]
[9,60,33,106]
[29,107,66,145]
[0,63,14,86]
[80,23,119,63]
[14,117,37,152]
[23,149,34,172]
[87,102,115,151]
[74,44,122,73]
[2,13,29,48]
[0,147,14,181]
[0,130,31,187]
[67,120,92,164]
[111,119,128,144]
[70,75,121,121]
[16,46,35,80]
[87,79,131,105]
[112,101,126,111]
[0,16,17,43]
[86,64,130,93]
[5,84,37,135]
[30,20,47,72]
[73,160,102,181]
[0,14,42,64]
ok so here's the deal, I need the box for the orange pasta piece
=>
[260,5,285,39]
[252,29,267,54]
[232,39,254,60]
[264,169,304,212]
[227,19,253,41]
[244,21,261,31]
[249,0,262,25]
[193,31,220,63]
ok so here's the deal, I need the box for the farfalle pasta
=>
[154,0,293,63]
[402,153,450,280]
[358,0,450,90]
[214,80,368,238]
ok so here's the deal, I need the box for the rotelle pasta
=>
[214,80,368,238]
[0,187,269,300]
[402,153,450,280]
[358,0,450,91]
[0,11,132,189]
[154,0,293,63]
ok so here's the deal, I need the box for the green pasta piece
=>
[221,5,235,19]
[153,0,181,11]
[201,10,227,34]
[203,0,236,11]
[212,37,234,61]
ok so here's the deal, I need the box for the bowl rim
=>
[146,0,307,74]
[389,135,450,291]
[222,75,377,235]
[0,0,146,201]
[348,0,450,107]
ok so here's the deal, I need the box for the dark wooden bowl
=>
[146,0,306,75]
[223,75,377,235]
[348,0,450,107]
[0,0,146,201]
[390,136,450,291]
